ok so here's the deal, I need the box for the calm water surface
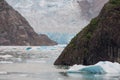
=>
[0,45,120,80]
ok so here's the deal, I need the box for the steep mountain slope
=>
[0,0,57,46]
[54,0,120,65]
[6,0,108,33]
[39,34,57,45]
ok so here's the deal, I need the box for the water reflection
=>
[59,72,120,80]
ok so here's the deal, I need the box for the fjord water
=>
[0,45,120,80]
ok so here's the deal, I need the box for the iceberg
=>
[26,47,32,51]
[0,55,13,59]
[0,71,8,75]
[0,61,13,64]
[67,61,120,74]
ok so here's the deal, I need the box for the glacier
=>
[40,32,75,44]
[6,0,108,33]
[5,0,108,45]
[6,0,87,33]
[67,61,120,74]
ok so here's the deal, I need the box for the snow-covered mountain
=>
[6,0,108,33]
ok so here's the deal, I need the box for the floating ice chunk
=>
[95,61,120,74]
[26,60,46,63]
[80,66,105,74]
[67,61,120,74]
[0,61,13,64]
[0,71,7,75]
[0,55,13,59]
[26,47,32,51]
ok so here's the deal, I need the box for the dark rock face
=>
[0,0,57,46]
[39,34,57,46]
[54,0,120,66]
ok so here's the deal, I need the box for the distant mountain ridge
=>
[0,0,57,46]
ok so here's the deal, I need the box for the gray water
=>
[0,45,120,80]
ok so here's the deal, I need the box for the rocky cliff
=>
[54,0,120,65]
[39,34,57,45]
[0,0,57,46]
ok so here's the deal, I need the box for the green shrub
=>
[110,0,120,5]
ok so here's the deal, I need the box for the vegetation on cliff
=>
[54,0,120,65]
